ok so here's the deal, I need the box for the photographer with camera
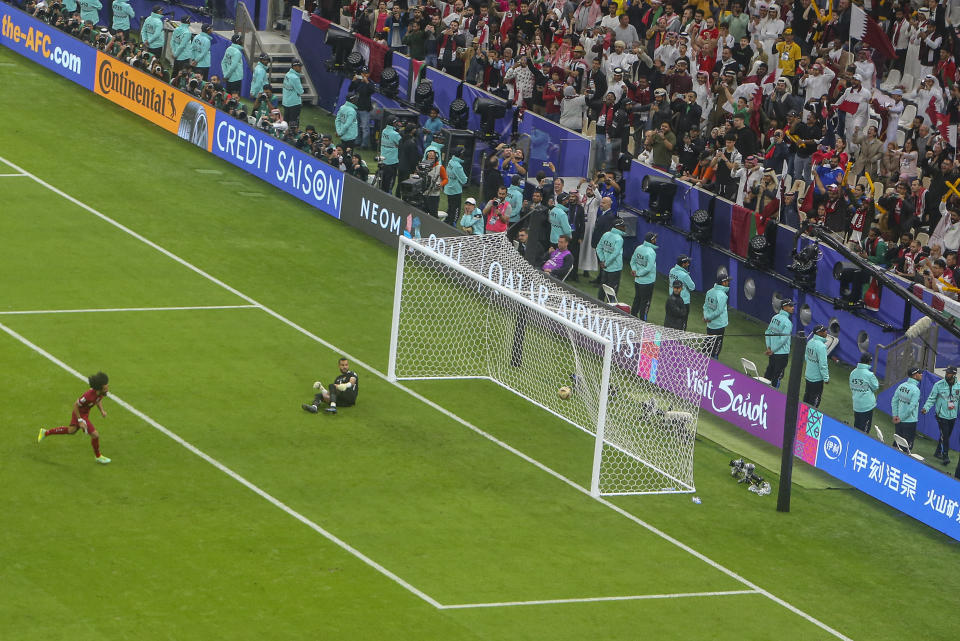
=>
[444,147,469,228]
[347,68,376,149]
[250,54,270,100]
[483,185,511,234]
[140,6,165,60]
[347,153,370,182]
[221,34,245,95]
[110,0,134,40]
[459,198,484,235]
[420,149,447,219]
[378,115,401,194]
[257,109,288,137]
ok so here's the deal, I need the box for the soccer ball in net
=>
[557,386,572,400]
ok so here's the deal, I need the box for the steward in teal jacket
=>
[335,99,359,142]
[702,283,729,330]
[804,333,829,382]
[850,362,880,412]
[630,240,657,285]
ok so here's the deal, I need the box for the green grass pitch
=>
[1,44,958,641]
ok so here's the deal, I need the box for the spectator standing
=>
[378,116,401,194]
[459,198,484,235]
[629,231,657,320]
[191,24,214,80]
[560,85,587,132]
[803,324,830,408]
[892,367,923,451]
[403,21,427,61]
[578,184,601,279]
[423,150,448,219]
[596,218,626,301]
[335,93,359,148]
[763,299,794,389]
[663,280,687,330]
[221,34,245,95]
[703,274,730,359]
[348,69,376,149]
[444,147,469,227]
[921,366,960,464]
[849,353,880,434]
[141,6,165,60]
[650,122,676,171]
[111,0,134,40]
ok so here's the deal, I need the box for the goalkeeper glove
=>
[335,382,351,392]
[313,381,323,390]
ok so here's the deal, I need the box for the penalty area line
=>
[0,305,259,316]
[439,589,760,610]
[0,321,443,611]
[0,154,855,640]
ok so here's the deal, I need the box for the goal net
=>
[387,234,715,496]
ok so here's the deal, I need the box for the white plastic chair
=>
[899,73,914,93]
[916,232,930,246]
[896,129,905,148]
[881,69,901,90]
[893,433,924,461]
[601,284,631,313]
[899,103,917,128]
[741,358,772,385]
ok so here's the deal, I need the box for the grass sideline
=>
[2,44,959,641]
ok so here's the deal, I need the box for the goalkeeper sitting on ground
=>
[302,357,359,415]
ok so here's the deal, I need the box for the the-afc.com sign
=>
[0,5,95,89]
[94,52,215,151]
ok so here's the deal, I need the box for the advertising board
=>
[94,51,215,151]
[211,115,343,219]
[0,4,95,89]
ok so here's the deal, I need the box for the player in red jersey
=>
[37,371,111,464]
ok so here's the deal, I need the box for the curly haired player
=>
[302,358,358,415]
[37,371,111,464]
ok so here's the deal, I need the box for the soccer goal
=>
[387,234,715,496]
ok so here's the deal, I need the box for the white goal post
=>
[388,234,715,496]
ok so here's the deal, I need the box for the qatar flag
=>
[850,5,897,60]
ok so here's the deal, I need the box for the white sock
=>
[330,402,336,407]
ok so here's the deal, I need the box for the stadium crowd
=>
[322,0,960,298]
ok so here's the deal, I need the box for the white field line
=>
[0,173,28,177]
[0,321,443,610]
[439,589,760,610]
[0,305,259,315]
[1,155,855,640]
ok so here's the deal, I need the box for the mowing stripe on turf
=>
[0,154,856,640]
[0,305,259,315]
[439,589,760,610]
[0,320,444,610]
